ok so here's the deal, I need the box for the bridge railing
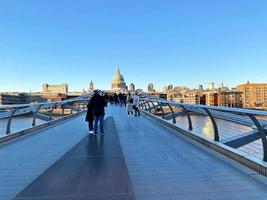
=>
[0,94,91,137]
[140,97,267,162]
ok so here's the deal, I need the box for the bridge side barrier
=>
[0,95,91,138]
[140,98,267,162]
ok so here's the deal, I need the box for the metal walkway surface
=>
[109,107,267,200]
[1,106,267,200]
[14,117,134,200]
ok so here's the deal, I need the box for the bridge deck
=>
[1,106,267,199]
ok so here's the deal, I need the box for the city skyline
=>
[1,1,267,92]
[0,67,266,93]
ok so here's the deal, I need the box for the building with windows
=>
[208,82,215,91]
[0,93,46,105]
[42,83,68,94]
[148,83,155,92]
[237,82,267,110]
[203,91,218,106]
[219,91,243,108]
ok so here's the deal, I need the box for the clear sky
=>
[0,0,267,92]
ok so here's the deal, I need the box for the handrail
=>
[0,94,91,110]
[143,98,267,116]
[0,94,92,136]
[140,97,267,161]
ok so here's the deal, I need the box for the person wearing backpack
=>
[126,93,134,116]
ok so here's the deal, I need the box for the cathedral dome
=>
[111,68,126,91]
[112,69,125,82]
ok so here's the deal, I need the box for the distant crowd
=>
[85,90,141,135]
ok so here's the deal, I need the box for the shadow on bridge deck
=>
[2,106,267,200]
[14,117,134,200]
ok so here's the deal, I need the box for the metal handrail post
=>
[6,108,19,134]
[158,102,165,119]
[32,104,43,126]
[150,101,157,114]
[204,108,219,142]
[247,114,267,161]
[49,103,57,120]
[166,103,176,124]
[146,101,152,113]
[180,105,193,131]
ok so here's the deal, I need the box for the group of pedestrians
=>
[126,92,140,117]
[110,93,127,106]
[85,90,141,135]
[85,90,106,136]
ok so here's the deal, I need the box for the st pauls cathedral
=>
[111,68,127,92]
[89,68,128,93]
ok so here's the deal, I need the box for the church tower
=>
[88,80,94,92]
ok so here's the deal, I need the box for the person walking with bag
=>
[126,93,134,116]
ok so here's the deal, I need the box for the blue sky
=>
[0,0,267,92]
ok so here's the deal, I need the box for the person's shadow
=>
[87,134,105,156]
[87,135,106,172]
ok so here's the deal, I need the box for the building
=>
[111,68,127,92]
[199,85,203,91]
[0,92,46,105]
[40,93,67,102]
[88,80,94,92]
[166,87,202,105]
[129,83,135,92]
[203,91,218,106]
[237,82,267,109]
[148,83,155,92]
[0,93,28,105]
[219,91,243,108]
[208,82,215,91]
[167,84,173,91]
[42,83,68,94]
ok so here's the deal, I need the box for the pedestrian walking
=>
[89,90,106,135]
[126,93,134,116]
[103,93,109,107]
[85,100,94,134]
[119,93,124,107]
[133,92,141,116]
[114,93,119,106]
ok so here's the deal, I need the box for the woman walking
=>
[133,92,141,116]
[126,93,134,116]
[85,101,94,134]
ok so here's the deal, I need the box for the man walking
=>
[89,90,106,135]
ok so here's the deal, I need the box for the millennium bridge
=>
[1,94,267,200]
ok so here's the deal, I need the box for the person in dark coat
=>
[90,90,106,135]
[114,93,119,106]
[85,101,94,134]
[103,93,109,107]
